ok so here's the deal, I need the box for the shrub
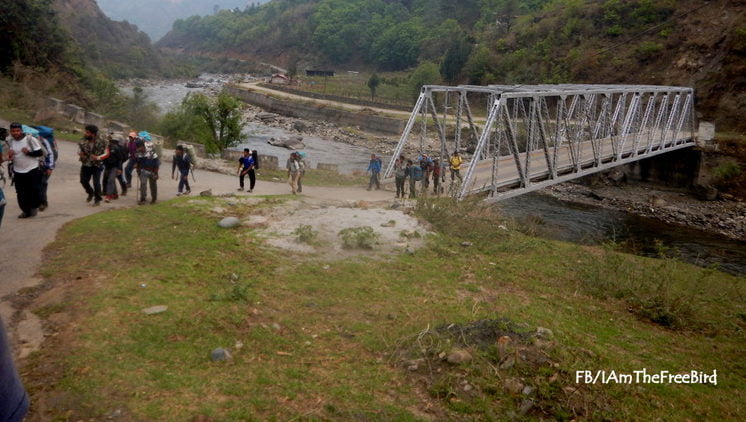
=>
[713,161,742,182]
[635,41,663,62]
[293,224,318,243]
[338,226,379,249]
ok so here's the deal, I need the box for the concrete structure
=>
[317,163,339,172]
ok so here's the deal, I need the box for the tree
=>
[162,93,245,153]
[408,62,442,101]
[440,38,472,83]
[367,73,381,100]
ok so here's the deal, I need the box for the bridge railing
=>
[385,84,696,202]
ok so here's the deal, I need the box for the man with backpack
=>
[35,126,57,211]
[405,159,423,199]
[6,123,44,218]
[366,153,382,191]
[102,134,126,202]
[172,145,193,196]
[135,137,160,205]
[78,124,109,206]
[432,157,444,195]
[286,152,303,195]
[236,148,255,193]
[124,131,139,188]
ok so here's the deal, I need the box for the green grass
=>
[26,196,746,421]
[256,168,368,187]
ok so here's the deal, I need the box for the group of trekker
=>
[0,123,203,227]
[388,150,464,199]
[0,122,58,225]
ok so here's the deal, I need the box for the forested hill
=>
[52,0,182,78]
[158,0,745,131]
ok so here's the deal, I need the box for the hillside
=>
[157,0,746,131]
[53,0,185,79]
[97,0,271,42]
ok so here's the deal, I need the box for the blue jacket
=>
[367,158,382,174]
[0,317,29,422]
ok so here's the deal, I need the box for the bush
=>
[580,243,715,330]
[293,224,318,243]
[635,41,663,62]
[338,226,379,249]
[713,161,742,182]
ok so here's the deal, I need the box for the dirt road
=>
[0,128,391,356]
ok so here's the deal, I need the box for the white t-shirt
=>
[9,134,42,174]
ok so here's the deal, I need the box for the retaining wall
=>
[225,85,406,136]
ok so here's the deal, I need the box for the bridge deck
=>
[464,130,695,201]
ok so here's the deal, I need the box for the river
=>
[123,78,745,276]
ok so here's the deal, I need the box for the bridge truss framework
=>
[384,84,697,202]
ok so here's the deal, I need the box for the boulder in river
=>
[268,136,306,150]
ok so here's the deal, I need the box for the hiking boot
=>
[248,189,253,193]
[176,192,182,196]
[150,199,157,205]
[121,189,127,196]
[138,200,146,205]
[39,203,48,211]
[30,208,38,217]
[104,196,111,203]
[93,200,101,206]
[86,193,93,202]
[18,212,31,219]
[237,187,244,191]
[184,190,191,195]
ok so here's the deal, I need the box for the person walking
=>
[0,316,30,422]
[102,134,125,202]
[296,151,307,193]
[172,145,193,196]
[36,127,56,211]
[394,157,406,198]
[78,124,108,206]
[286,152,302,194]
[432,158,443,195]
[123,131,139,188]
[405,159,422,199]
[366,153,382,191]
[449,150,463,184]
[0,129,8,226]
[135,139,160,205]
[236,148,255,192]
[6,123,44,218]
[419,153,432,192]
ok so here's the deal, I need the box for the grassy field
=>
[255,168,368,188]
[294,71,414,107]
[22,196,746,421]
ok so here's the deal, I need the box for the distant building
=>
[305,69,335,77]
[270,73,291,84]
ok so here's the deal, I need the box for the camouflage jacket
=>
[78,138,108,167]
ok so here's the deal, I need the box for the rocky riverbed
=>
[546,182,745,241]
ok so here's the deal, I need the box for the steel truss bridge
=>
[384,84,697,202]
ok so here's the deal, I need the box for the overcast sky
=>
[97,0,269,41]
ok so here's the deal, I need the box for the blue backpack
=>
[412,166,423,181]
[35,126,59,160]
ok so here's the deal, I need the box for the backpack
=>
[413,166,423,181]
[183,144,198,167]
[252,149,259,169]
[36,126,59,161]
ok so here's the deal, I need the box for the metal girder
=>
[388,84,696,201]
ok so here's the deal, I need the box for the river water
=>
[124,78,745,276]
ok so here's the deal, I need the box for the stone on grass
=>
[460,241,473,247]
[536,327,554,340]
[447,349,473,364]
[504,378,524,394]
[218,217,241,229]
[142,305,168,315]
[200,189,213,197]
[210,348,232,362]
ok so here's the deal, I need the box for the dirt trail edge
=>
[0,133,391,358]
